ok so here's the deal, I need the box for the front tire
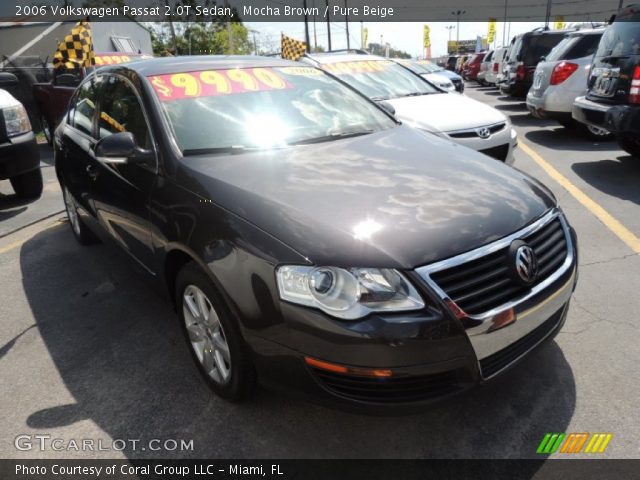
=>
[10,169,43,199]
[617,133,640,158]
[63,185,98,245]
[176,262,257,402]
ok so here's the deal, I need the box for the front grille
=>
[429,218,568,316]
[479,306,564,378]
[448,122,506,139]
[479,143,510,161]
[312,369,462,404]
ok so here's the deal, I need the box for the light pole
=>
[445,25,455,42]
[451,10,465,54]
[502,0,508,46]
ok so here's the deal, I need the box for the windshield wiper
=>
[288,130,374,145]
[391,92,436,99]
[371,95,390,101]
[182,145,271,156]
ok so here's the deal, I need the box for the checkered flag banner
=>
[281,33,307,61]
[53,21,95,70]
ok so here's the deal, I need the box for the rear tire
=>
[617,133,640,158]
[63,185,99,245]
[176,262,257,402]
[10,169,43,199]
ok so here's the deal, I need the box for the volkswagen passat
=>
[302,53,518,164]
[55,56,577,411]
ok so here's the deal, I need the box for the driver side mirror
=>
[94,132,153,165]
[378,100,396,116]
[0,72,18,88]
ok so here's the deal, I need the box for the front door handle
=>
[86,164,98,180]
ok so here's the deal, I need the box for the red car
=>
[463,52,487,81]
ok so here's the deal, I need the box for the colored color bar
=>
[537,434,552,454]
[598,434,613,453]
[572,433,589,453]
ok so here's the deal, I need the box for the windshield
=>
[596,17,640,57]
[322,59,440,100]
[415,60,444,73]
[147,66,395,153]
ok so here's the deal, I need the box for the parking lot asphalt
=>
[1,84,638,461]
[0,144,63,239]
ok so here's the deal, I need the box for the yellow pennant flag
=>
[423,25,431,48]
[53,21,95,70]
[362,27,368,48]
[488,18,497,44]
[554,16,566,30]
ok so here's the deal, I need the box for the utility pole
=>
[451,10,465,54]
[502,0,508,46]
[313,0,318,50]
[303,0,311,52]
[345,0,350,50]
[360,21,363,49]
[251,30,258,55]
[544,0,552,28]
[164,0,178,55]
[325,0,332,51]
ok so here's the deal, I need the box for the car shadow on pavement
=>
[524,129,620,152]
[19,226,576,463]
[571,155,640,206]
[494,102,528,112]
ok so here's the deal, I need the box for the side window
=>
[69,77,100,136]
[98,75,151,149]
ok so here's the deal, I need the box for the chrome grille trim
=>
[415,208,574,321]
[446,121,507,138]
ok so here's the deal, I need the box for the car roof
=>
[305,53,387,64]
[103,55,302,77]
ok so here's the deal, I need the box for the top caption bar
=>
[3,0,626,22]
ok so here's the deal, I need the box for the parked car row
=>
[48,29,581,413]
[466,5,640,155]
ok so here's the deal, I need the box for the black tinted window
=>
[98,75,151,149]
[596,20,640,57]
[523,34,566,64]
[565,34,602,59]
[70,77,100,136]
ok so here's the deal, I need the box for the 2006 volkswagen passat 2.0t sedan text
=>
[55,56,578,412]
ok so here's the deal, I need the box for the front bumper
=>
[249,209,577,413]
[572,96,640,134]
[0,131,40,180]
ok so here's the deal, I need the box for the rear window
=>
[595,14,640,57]
[546,33,602,61]
[522,33,567,65]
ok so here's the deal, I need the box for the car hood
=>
[387,93,507,133]
[179,125,555,269]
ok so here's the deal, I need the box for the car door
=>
[91,73,158,274]
[59,76,102,223]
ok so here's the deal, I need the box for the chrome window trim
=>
[415,207,574,321]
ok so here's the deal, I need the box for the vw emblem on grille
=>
[476,127,491,139]
[508,240,538,285]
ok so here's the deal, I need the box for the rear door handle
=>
[86,164,98,180]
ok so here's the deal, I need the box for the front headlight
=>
[3,105,31,137]
[276,266,424,320]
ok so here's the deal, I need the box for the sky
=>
[245,21,549,58]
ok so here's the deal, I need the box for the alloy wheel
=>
[182,285,232,385]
